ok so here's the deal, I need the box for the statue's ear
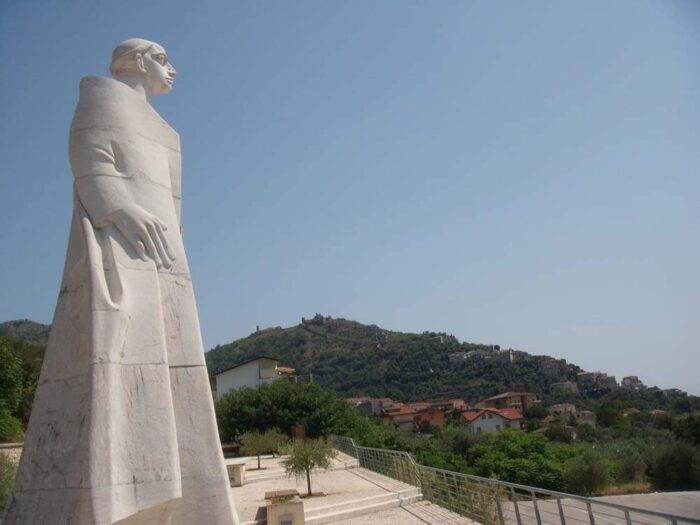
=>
[135,53,146,73]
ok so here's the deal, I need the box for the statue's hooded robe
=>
[4,77,239,525]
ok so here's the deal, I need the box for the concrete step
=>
[239,487,424,524]
[305,487,422,524]
[398,488,423,507]
[305,496,403,525]
[304,492,399,520]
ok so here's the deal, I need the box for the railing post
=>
[557,497,566,525]
[510,486,522,525]
[443,470,454,512]
[494,483,505,525]
[478,480,489,525]
[465,478,476,519]
[586,501,595,525]
[531,490,542,525]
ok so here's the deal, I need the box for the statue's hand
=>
[106,204,176,268]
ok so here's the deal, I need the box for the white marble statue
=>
[3,39,239,525]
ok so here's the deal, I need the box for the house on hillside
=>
[354,397,396,417]
[476,392,539,411]
[380,405,416,430]
[548,403,577,420]
[577,371,617,392]
[578,410,596,427]
[214,356,295,399]
[621,376,644,391]
[550,381,578,395]
[461,408,523,434]
[414,408,446,430]
[423,399,467,412]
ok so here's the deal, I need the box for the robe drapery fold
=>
[3,77,238,525]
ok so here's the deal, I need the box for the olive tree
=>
[283,439,337,497]
[240,429,288,470]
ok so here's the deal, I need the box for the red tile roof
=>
[460,407,523,423]
[496,408,524,420]
[461,409,484,423]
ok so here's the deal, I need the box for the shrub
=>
[615,450,646,484]
[0,453,17,514]
[649,441,700,490]
[545,423,572,443]
[469,430,564,491]
[674,414,700,446]
[563,450,609,495]
[0,402,23,443]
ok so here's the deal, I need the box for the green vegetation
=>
[0,336,44,441]
[218,379,700,496]
[563,450,609,495]
[206,316,558,402]
[283,439,337,497]
[239,429,288,469]
[216,380,386,447]
[649,441,700,490]
[470,430,565,490]
[0,320,50,347]
[0,453,16,514]
[206,316,700,417]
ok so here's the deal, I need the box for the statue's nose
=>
[168,65,177,77]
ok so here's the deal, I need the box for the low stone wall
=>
[0,443,23,464]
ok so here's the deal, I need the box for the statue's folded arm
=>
[70,129,133,229]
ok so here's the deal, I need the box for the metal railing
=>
[330,435,700,525]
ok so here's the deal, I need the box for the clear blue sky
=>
[1,1,698,394]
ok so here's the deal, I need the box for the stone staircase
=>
[304,487,422,524]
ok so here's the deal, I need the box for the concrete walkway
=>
[229,452,477,524]
[334,501,475,525]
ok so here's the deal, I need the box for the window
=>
[476,427,482,434]
[496,424,501,431]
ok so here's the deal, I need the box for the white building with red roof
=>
[460,407,523,434]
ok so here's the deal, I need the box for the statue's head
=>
[110,38,176,97]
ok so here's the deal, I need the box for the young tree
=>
[264,428,289,458]
[239,431,270,470]
[283,439,337,497]
[240,429,289,469]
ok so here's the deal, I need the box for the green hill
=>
[206,314,586,403]
[0,320,50,347]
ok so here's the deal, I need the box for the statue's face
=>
[141,44,176,97]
